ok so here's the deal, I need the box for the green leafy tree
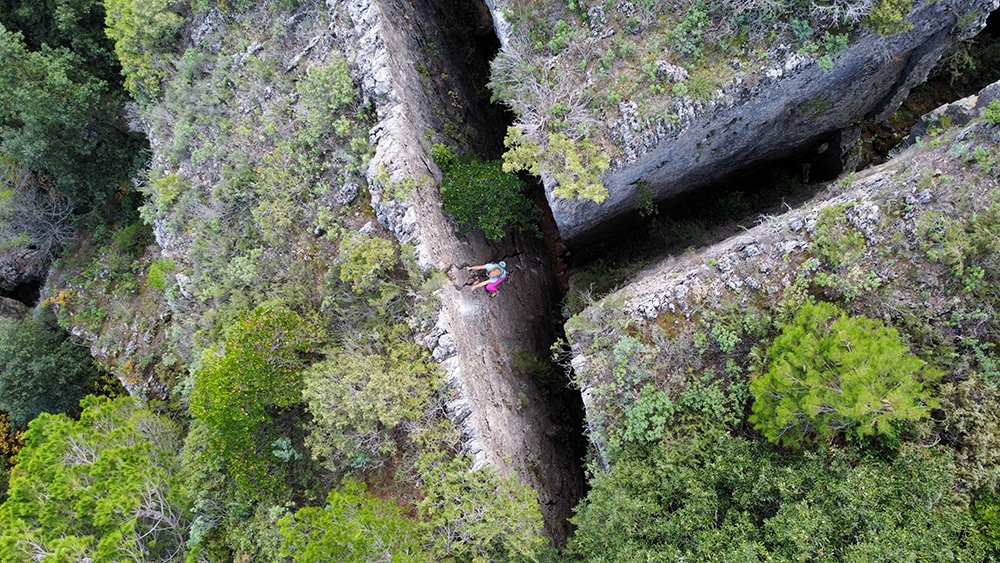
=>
[502,127,610,204]
[569,433,985,562]
[435,143,539,242]
[303,324,437,472]
[0,317,99,430]
[0,24,145,205]
[188,301,311,496]
[0,0,121,84]
[750,301,940,449]
[416,446,548,562]
[103,0,185,100]
[0,395,190,562]
[278,480,428,563]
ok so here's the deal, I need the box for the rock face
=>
[332,0,585,542]
[0,247,48,307]
[488,0,998,245]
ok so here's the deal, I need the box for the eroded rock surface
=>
[487,0,998,245]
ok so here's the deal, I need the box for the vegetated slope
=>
[488,0,997,244]
[565,103,1000,558]
[14,0,574,561]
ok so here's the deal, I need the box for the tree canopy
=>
[0,395,189,562]
[0,317,99,430]
[750,301,940,449]
[0,4,146,206]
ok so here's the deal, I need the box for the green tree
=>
[188,301,311,496]
[434,143,539,242]
[0,317,99,430]
[0,395,190,562]
[303,325,437,472]
[0,23,145,205]
[0,0,121,84]
[569,433,985,562]
[103,0,185,100]
[278,480,428,563]
[750,301,940,449]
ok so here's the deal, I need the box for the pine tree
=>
[750,301,940,449]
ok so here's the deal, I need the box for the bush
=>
[435,144,539,242]
[0,27,145,205]
[864,0,914,36]
[503,128,610,204]
[303,334,436,472]
[750,301,940,449]
[985,99,1000,126]
[104,0,185,99]
[338,234,397,294]
[0,317,99,430]
[569,433,984,562]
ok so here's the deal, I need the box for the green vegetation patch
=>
[435,143,540,241]
[750,301,940,449]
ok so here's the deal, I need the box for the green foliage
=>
[985,99,1000,126]
[0,0,121,84]
[750,301,940,449]
[569,433,984,562]
[435,143,539,242]
[103,0,185,99]
[548,19,576,53]
[188,301,312,497]
[974,494,1000,555]
[0,317,99,430]
[0,395,190,562]
[303,326,437,472]
[503,127,610,204]
[278,480,428,562]
[0,24,145,205]
[669,2,709,61]
[811,203,866,268]
[148,257,176,291]
[865,0,914,36]
[338,234,397,294]
[416,446,548,562]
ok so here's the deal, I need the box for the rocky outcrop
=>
[332,0,584,542]
[0,247,48,307]
[488,0,998,245]
[896,78,1000,149]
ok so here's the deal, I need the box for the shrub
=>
[811,203,866,268]
[0,317,99,430]
[985,99,1000,126]
[750,301,940,449]
[435,144,540,242]
[0,27,145,205]
[569,433,983,562]
[338,233,397,294]
[503,128,610,204]
[864,0,914,36]
[302,329,436,472]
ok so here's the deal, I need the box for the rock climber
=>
[466,261,507,295]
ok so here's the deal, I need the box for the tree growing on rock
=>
[750,301,940,449]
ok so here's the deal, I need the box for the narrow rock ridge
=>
[484,0,998,245]
[330,0,584,542]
